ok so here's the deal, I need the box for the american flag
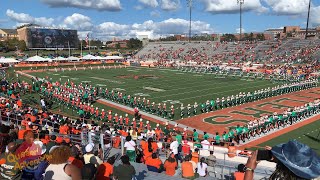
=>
[85,34,89,45]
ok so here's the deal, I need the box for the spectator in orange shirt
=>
[181,140,191,157]
[143,138,156,159]
[59,123,69,135]
[112,134,121,149]
[191,148,199,164]
[145,153,163,173]
[16,99,22,108]
[96,156,116,180]
[164,155,178,176]
[234,164,245,180]
[18,126,27,140]
[181,156,198,179]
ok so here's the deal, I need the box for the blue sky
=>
[1,0,320,40]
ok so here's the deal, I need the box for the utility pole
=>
[305,0,312,39]
[187,0,193,42]
[237,0,245,41]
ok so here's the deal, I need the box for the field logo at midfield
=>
[134,93,150,97]
[143,87,166,92]
[162,100,181,105]
[90,77,124,84]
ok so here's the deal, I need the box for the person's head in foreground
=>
[244,140,320,180]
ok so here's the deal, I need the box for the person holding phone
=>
[244,140,320,180]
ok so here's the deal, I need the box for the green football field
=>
[253,120,320,155]
[25,66,282,120]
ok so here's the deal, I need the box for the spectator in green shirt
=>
[193,129,199,142]
[203,132,209,140]
[175,133,182,145]
[214,132,221,145]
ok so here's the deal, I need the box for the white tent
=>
[25,55,47,62]
[44,57,53,62]
[94,56,106,60]
[81,54,96,60]
[53,57,67,61]
[0,58,19,63]
[105,56,124,60]
[67,56,80,61]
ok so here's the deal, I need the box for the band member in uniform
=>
[180,104,185,119]
[170,105,175,120]
[193,102,198,115]
[187,104,191,117]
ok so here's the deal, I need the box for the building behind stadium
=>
[15,24,79,50]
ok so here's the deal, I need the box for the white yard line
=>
[151,81,264,99]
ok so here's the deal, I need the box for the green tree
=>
[221,34,236,42]
[115,43,121,49]
[17,40,27,51]
[127,38,142,49]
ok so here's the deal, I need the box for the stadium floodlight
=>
[187,0,193,42]
[305,0,311,39]
[237,0,244,41]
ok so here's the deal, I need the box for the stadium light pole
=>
[305,0,312,39]
[187,0,193,42]
[237,0,244,41]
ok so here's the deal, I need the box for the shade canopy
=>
[0,58,19,63]
[25,55,48,62]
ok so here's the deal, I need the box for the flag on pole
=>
[85,34,89,45]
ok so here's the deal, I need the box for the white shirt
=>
[201,140,210,150]
[124,140,136,151]
[170,140,179,155]
[41,99,46,107]
[197,162,208,177]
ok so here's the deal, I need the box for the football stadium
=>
[0,1,320,180]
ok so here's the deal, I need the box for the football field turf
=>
[28,67,276,110]
[254,120,320,155]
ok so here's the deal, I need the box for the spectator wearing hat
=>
[114,155,136,180]
[84,143,102,168]
[21,141,49,180]
[244,140,320,180]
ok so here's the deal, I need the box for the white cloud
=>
[202,0,268,14]
[161,0,180,11]
[93,18,213,40]
[62,13,93,31]
[138,0,159,8]
[150,10,161,17]
[236,28,245,33]
[40,0,121,11]
[134,5,143,10]
[263,0,309,15]
[310,6,320,25]
[6,9,54,27]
